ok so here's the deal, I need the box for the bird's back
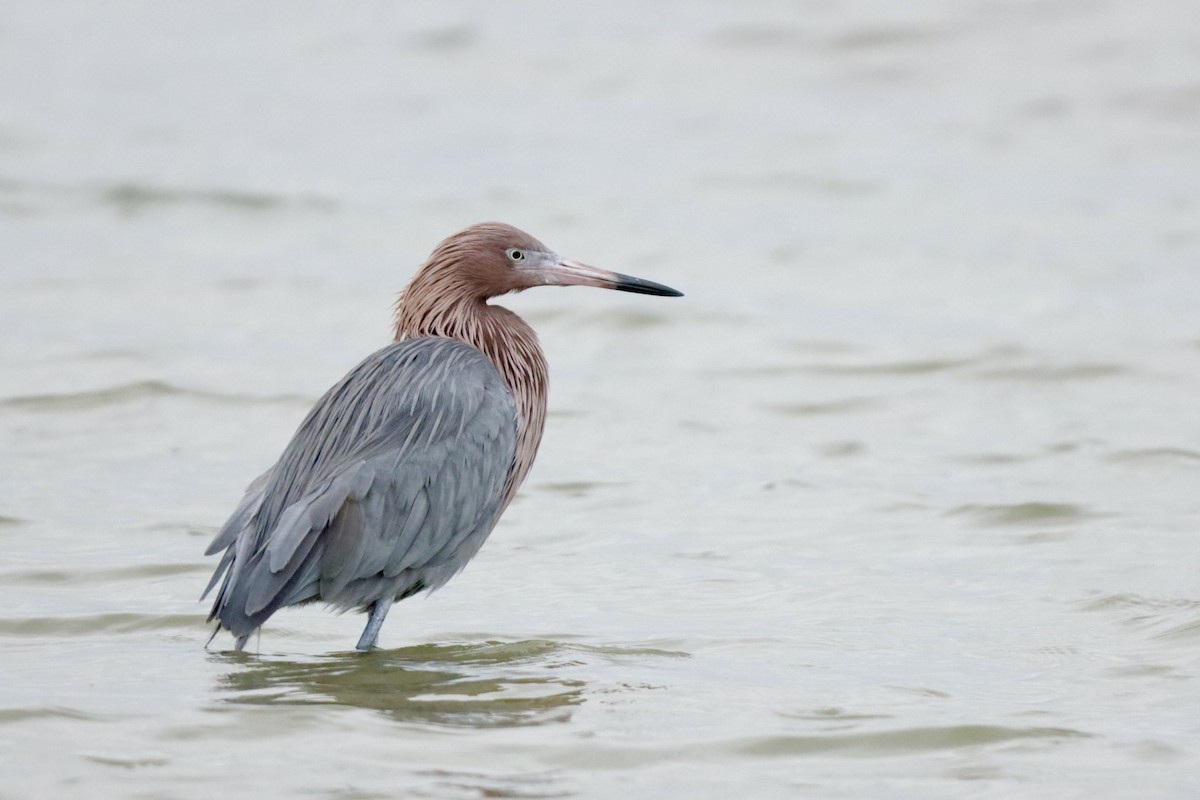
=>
[204,337,518,643]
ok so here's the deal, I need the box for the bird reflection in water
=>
[213,639,586,728]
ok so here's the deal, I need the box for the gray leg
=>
[355,597,393,651]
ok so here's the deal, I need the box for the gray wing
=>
[203,337,517,640]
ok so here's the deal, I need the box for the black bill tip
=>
[613,273,684,297]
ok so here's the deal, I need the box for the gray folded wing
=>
[203,337,517,640]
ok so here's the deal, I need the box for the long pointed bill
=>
[538,259,683,297]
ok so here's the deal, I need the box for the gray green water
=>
[3,2,1199,797]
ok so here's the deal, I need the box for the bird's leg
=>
[355,597,394,651]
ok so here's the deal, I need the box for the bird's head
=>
[418,222,683,301]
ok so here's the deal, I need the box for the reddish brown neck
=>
[393,293,548,508]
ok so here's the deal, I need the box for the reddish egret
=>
[203,222,681,650]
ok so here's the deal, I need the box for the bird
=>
[202,222,682,651]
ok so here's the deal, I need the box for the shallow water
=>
[3,1,1200,797]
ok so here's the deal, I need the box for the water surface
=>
[2,2,1199,798]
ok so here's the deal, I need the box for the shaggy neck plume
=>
[393,270,548,508]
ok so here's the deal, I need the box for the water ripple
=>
[948,502,1098,527]
[814,357,980,376]
[769,397,881,416]
[0,706,108,725]
[779,707,892,723]
[1078,593,1200,642]
[0,176,337,216]
[713,357,979,378]
[82,754,171,769]
[1106,447,1200,466]
[975,363,1128,382]
[821,26,946,52]
[534,480,625,498]
[415,768,573,799]
[2,562,205,586]
[735,725,1090,756]
[549,724,1089,768]
[0,380,311,411]
[1077,593,1192,613]
[0,613,200,636]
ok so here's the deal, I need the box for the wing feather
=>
[205,337,517,639]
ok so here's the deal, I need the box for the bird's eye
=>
[506,248,525,263]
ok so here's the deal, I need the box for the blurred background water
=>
[2,1,1199,797]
